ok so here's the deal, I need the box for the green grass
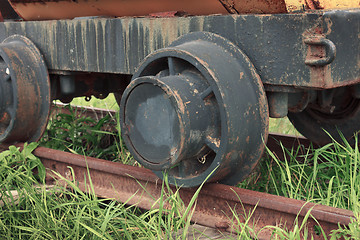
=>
[69,94,119,111]
[1,140,359,239]
[40,104,135,165]
[241,139,360,209]
[269,117,300,136]
[0,144,216,239]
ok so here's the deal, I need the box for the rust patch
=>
[0,35,50,143]
[172,90,185,114]
[149,11,188,18]
[305,41,328,88]
[9,0,228,20]
[231,0,288,14]
[239,72,244,79]
[207,136,221,149]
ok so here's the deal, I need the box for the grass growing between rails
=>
[239,137,360,239]
[0,143,216,239]
[40,104,135,166]
[30,102,360,238]
[239,136,360,212]
[42,103,360,237]
[1,135,360,238]
[1,138,360,239]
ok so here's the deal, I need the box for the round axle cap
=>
[124,79,181,166]
[122,74,211,170]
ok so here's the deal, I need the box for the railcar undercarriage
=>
[0,0,359,186]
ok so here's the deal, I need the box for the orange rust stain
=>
[239,72,244,79]
[207,136,221,148]
[0,112,9,122]
[172,90,185,114]
[219,0,287,14]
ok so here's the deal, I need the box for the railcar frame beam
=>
[0,9,358,89]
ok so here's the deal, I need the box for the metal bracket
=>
[304,37,336,66]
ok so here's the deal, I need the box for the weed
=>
[40,104,135,165]
[0,142,45,190]
[16,100,359,239]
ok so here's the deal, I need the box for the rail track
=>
[1,104,354,239]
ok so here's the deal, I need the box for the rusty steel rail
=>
[47,103,353,238]
[2,143,352,239]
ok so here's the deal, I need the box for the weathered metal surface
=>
[268,92,289,118]
[120,32,269,187]
[266,133,314,163]
[214,0,287,14]
[284,0,360,12]
[305,0,360,10]
[0,35,50,143]
[8,0,289,21]
[0,10,358,89]
[51,72,130,103]
[3,144,351,239]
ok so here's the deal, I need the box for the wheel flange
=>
[121,32,269,187]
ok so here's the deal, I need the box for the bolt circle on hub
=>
[0,35,50,143]
[121,32,269,187]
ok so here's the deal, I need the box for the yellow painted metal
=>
[285,0,359,12]
[315,0,359,9]
[284,0,306,12]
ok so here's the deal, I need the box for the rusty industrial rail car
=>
[0,0,359,187]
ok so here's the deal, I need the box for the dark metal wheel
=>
[288,87,360,146]
[0,35,50,143]
[120,32,269,187]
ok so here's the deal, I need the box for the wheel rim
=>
[288,88,360,145]
[0,35,50,143]
[121,32,269,187]
[307,89,360,121]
